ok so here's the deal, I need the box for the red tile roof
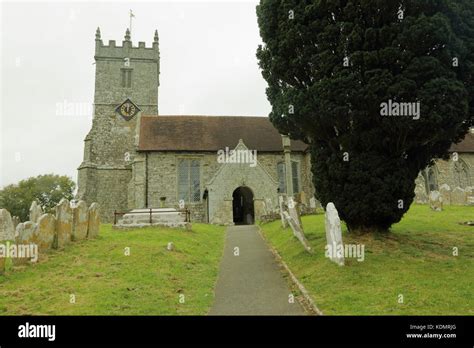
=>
[449,132,474,153]
[138,115,308,152]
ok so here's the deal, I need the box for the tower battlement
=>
[94,27,159,61]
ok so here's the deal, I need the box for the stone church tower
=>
[77,28,160,221]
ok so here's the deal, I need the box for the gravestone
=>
[29,201,43,223]
[278,195,287,228]
[282,211,311,252]
[287,197,301,228]
[54,198,72,249]
[0,209,15,241]
[429,190,443,211]
[324,202,344,266]
[167,242,174,251]
[451,187,467,205]
[439,184,451,205]
[14,222,36,265]
[87,203,100,238]
[414,186,428,204]
[34,214,56,253]
[264,198,273,214]
[12,216,20,229]
[72,200,89,241]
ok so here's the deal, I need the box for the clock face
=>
[116,99,140,121]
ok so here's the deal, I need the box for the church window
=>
[454,160,470,189]
[178,159,201,202]
[277,161,301,194]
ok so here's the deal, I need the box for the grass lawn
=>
[259,204,474,315]
[0,223,225,315]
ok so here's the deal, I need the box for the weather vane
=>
[129,9,135,36]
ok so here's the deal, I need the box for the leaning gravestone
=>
[324,203,344,266]
[429,190,443,211]
[451,187,467,205]
[14,222,36,265]
[29,201,43,223]
[278,196,287,228]
[87,203,100,238]
[54,198,72,249]
[439,184,451,205]
[72,200,89,241]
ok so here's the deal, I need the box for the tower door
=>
[232,187,254,225]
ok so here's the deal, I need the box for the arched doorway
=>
[232,186,254,225]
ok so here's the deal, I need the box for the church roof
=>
[449,132,474,153]
[138,115,309,152]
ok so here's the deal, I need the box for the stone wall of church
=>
[414,153,474,204]
[144,150,315,223]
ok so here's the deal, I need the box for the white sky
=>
[0,0,271,188]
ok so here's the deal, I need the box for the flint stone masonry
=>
[429,191,443,211]
[325,203,344,266]
[72,200,89,241]
[0,209,15,241]
[29,201,43,223]
[87,203,100,238]
[54,198,73,249]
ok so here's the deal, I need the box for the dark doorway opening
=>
[232,186,254,225]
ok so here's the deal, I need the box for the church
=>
[77,28,314,224]
[77,28,474,223]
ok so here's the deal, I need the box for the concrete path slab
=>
[209,225,305,315]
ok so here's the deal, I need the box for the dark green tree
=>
[257,0,474,232]
[0,174,76,222]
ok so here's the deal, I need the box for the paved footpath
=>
[209,225,305,315]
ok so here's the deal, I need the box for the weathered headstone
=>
[167,242,175,251]
[72,200,88,241]
[439,184,451,205]
[287,197,301,227]
[414,186,428,204]
[54,198,72,249]
[34,213,56,253]
[309,197,317,209]
[465,187,474,205]
[451,187,467,205]
[29,201,43,223]
[324,203,344,266]
[429,190,443,211]
[278,195,287,228]
[0,209,15,241]
[282,210,311,252]
[13,222,36,265]
[87,203,100,238]
[12,216,20,229]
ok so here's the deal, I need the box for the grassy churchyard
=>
[260,204,474,315]
[0,224,225,315]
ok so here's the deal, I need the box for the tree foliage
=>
[0,174,76,222]
[257,0,474,231]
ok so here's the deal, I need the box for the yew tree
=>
[256,0,474,232]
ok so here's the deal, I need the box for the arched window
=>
[423,166,438,194]
[454,160,470,189]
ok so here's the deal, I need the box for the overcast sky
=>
[0,0,271,188]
